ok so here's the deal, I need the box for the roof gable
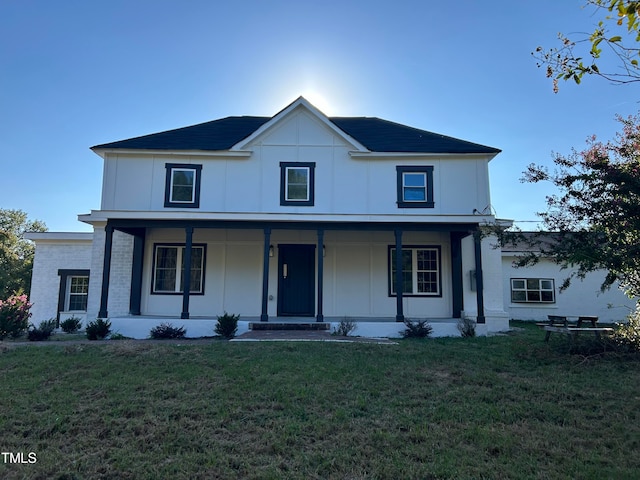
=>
[91,98,500,156]
[230,97,367,151]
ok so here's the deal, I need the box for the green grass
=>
[1,321,639,479]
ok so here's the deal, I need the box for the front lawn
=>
[1,322,638,479]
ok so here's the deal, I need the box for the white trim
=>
[66,275,89,312]
[169,167,196,204]
[24,232,93,242]
[285,166,310,201]
[92,149,252,159]
[390,246,441,296]
[152,245,205,294]
[349,151,498,160]
[79,209,496,225]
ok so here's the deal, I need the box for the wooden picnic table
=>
[537,315,614,342]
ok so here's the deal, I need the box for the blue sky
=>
[1,0,637,232]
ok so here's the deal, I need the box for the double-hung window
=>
[152,244,206,294]
[67,276,89,311]
[396,166,434,208]
[164,163,202,208]
[389,246,441,296]
[511,278,555,303]
[280,162,315,206]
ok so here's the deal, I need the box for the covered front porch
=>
[90,218,497,335]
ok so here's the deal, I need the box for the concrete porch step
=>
[249,322,330,331]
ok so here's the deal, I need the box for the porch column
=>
[450,232,464,318]
[260,228,271,322]
[394,229,404,322]
[129,230,145,316]
[473,231,486,324]
[98,225,114,319]
[181,226,193,320]
[316,229,324,322]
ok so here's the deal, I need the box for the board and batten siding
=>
[138,229,455,319]
[100,109,492,218]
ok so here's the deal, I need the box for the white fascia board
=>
[79,209,495,225]
[92,148,252,159]
[24,232,93,243]
[230,96,369,152]
[349,151,497,161]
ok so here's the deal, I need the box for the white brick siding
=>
[86,227,133,321]
[27,235,92,324]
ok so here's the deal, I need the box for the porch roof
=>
[103,217,482,236]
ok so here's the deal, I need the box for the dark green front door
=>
[277,244,315,316]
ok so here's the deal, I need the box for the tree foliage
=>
[533,0,640,91]
[0,209,47,300]
[493,113,640,298]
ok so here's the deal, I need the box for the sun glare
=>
[299,90,333,115]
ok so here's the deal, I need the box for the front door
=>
[277,244,315,316]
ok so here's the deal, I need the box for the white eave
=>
[24,232,93,243]
[78,209,495,226]
[348,151,499,161]
[91,148,252,159]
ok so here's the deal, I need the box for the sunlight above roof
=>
[299,89,333,116]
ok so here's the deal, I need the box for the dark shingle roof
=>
[330,117,500,154]
[92,115,500,155]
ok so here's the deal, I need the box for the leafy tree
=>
[533,0,640,91]
[0,209,47,300]
[493,113,640,299]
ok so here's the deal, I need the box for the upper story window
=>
[396,166,434,208]
[164,163,202,208]
[511,278,555,303]
[280,162,315,206]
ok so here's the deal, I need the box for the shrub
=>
[611,306,640,352]
[149,323,186,339]
[0,294,32,340]
[60,316,82,334]
[86,318,111,340]
[215,312,239,339]
[457,317,476,338]
[332,317,357,336]
[401,319,433,339]
[109,332,132,341]
[27,318,57,341]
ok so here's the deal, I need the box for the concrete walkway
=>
[232,329,397,344]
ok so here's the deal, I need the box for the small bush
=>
[401,319,433,339]
[150,323,186,339]
[611,307,640,352]
[457,317,476,338]
[60,316,82,333]
[109,332,132,341]
[86,318,111,340]
[0,294,32,340]
[27,318,57,341]
[332,317,357,336]
[215,312,239,339]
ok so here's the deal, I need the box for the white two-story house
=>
[27,97,510,337]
